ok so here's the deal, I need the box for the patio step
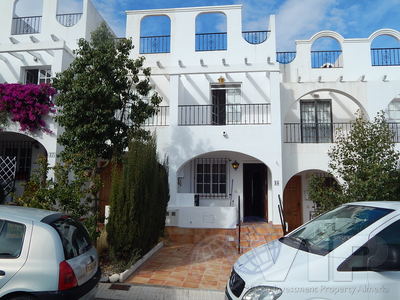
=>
[238,222,283,253]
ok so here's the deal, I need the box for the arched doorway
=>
[283,170,336,232]
[175,150,272,225]
[0,132,47,199]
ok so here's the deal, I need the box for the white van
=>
[226,202,400,300]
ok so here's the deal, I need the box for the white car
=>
[0,205,100,300]
[226,202,400,300]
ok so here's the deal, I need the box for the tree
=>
[309,112,400,214]
[53,22,161,168]
[107,138,169,265]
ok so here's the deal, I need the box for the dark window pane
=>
[220,184,226,193]
[212,174,218,183]
[51,218,91,260]
[197,164,203,173]
[204,185,210,193]
[0,220,26,259]
[197,174,203,183]
[204,174,210,183]
[212,184,219,193]
[204,164,210,173]
[197,184,203,193]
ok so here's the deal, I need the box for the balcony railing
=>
[276,51,296,64]
[56,13,83,27]
[12,16,42,35]
[196,32,227,51]
[242,30,269,44]
[371,48,400,66]
[140,35,171,54]
[311,50,343,68]
[179,103,271,126]
[284,122,400,143]
[143,106,169,126]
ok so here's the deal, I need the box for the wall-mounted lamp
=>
[231,160,240,170]
[218,76,225,84]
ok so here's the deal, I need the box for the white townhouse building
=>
[0,0,108,197]
[1,2,399,236]
[126,5,400,232]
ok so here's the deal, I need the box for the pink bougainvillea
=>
[0,83,56,133]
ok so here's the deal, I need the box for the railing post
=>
[237,195,241,254]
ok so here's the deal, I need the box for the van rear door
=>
[0,219,32,289]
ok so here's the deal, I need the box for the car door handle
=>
[0,270,5,276]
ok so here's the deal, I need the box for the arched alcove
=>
[284,170,337,231]
[56,0,83,27]
[284,89,365,143]
[12,0,43,35]
[195,12,227,51]
[311,36,343,68]
[370,34,400,66]
[140,15,171,54]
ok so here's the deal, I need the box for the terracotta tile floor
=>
[126,239,240,290]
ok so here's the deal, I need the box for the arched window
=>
[56,0,83,27]
[140,15,171,54]
[12,0,43,35]
[388,98,400,121]
[371,35,400,66]
[195,13,227,51]
[311,37,342,68]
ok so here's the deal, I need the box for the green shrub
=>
[107,138,169,265]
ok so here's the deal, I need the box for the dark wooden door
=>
[243,164,268,220]
[212,89,226,125]
[283,175,302,232]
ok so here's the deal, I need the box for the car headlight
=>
[242,286,282,300]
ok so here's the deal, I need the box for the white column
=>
[167,74,180,206]
[270,71,284,225]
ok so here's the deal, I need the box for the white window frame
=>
[23,67,52,84]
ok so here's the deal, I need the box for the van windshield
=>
[280,205,393,256]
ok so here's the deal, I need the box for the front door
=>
[283,175,302,232]
[243,164,267,220]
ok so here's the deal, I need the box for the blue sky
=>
[92,0,400,50]
[18,0,400,50]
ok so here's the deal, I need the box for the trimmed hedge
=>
[107,138,169,263]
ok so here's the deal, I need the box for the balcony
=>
[12,16,42,35]
[276,51,296,64]
[242,30,270,44]
[371,48,400,66]
[195,32,227,51]
[311,50,343,68]
[284,122,400,143]
[140,35,171,54]
[56,13,83,27]
[142,106,169,126]
[178,103,271,126]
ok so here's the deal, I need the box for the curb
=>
[119,241,164,282]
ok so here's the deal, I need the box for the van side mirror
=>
[368,245,400,272]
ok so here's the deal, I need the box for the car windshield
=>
[280,205,393,256]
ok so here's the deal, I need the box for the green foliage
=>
[52,22,161,166]
[0,111,8,129]
[308,112,400,214]
[16,156,100,241]
[107,138,169,265]
[308,175,343,215]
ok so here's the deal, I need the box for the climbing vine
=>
[0,83,56,133]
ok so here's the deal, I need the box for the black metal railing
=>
[276,51,296,64]
[142,106,169,126]
[140,35,171,54]
[371,48,400,66]
[196,32,227,51]
[284,122,353,143]
[179,103,271,126]
[311,50,343,68]
[242,30,269,44]
[12,16,42,35]
[285,122,400,143]
[56,13,83,27]
[389,122,400,142]
[0,141,35,181]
